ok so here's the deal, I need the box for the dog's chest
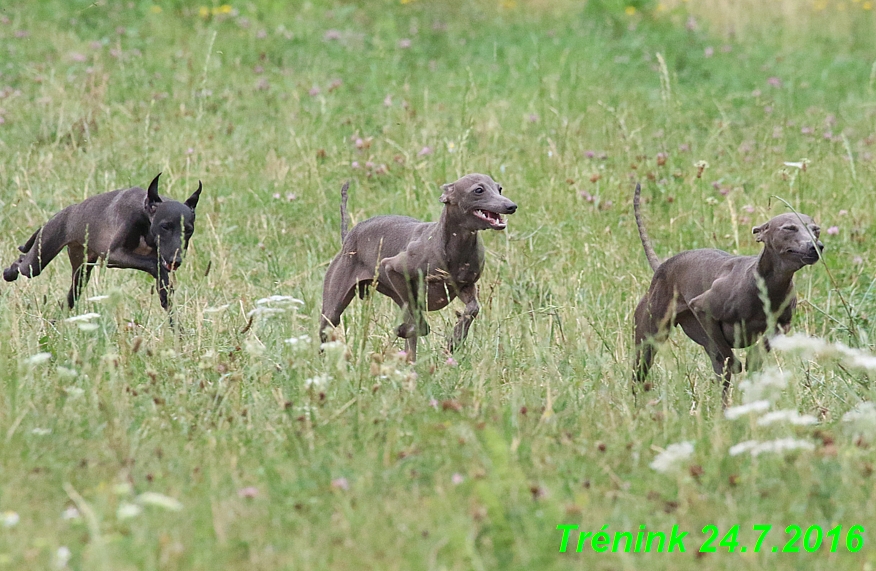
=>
[423,262,481,310]
[132,236,154,256]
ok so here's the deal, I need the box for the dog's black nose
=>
[505,202,518,214]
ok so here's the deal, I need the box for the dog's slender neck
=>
[436,204,480,265]
[755,245,797,308]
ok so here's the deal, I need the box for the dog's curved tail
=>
[634,183,660,272]
[339,180,350,244]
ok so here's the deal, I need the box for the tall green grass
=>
[0,0,875,569]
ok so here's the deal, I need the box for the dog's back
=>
[341,215,430,263]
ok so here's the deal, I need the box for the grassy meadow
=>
[1,0,876,568]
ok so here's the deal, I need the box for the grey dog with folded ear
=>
[632,183,823,403]
[320,174,517,361]
[3,173,201,313]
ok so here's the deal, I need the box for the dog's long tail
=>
[634,183,660,271]
[339,180,350,244]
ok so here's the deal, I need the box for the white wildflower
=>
[86,295,109,302]
[31,428,51,436]
[729,440,759,456]
[757,409,818,426]
[203,304,229,314]
[304,374,331,391]
[2,511,20,527]
[730,438,814,457]
[56,367,78,380]
[116,502,142,520]
[842,402,876,437]
[64,312,100,323]
[320,340,345,352]
[724,400,771,420]
[736,369,790,403]
[136,492,183,511]
[770,334,829,354]
[284,334,311,351]
[77,322,99,332]
[255,295,304,306]
[771,334,876,372]
[61,507,80,520]
[24,352,52,366]
[246,306,286,318]
[64,387,85,399]
[55,546,71,568]
[649,441,694,473]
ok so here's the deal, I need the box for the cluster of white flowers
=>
[729,438,814,457]
[246,306,286,318]
[842,402,876,438]
[757,410,818,426]
[649,441,694,473]
[203,303,229,314]
[23,352,52,366]
[724,400,771,420]
[724,362,821,458]
[64,312,100,331]
[284,334,311,349]
[771,333,876,372]
[304,374,331,391]
[246,294,305,319]
[735,369,791,404]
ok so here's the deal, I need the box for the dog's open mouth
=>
[163,261,181,272]
[472,209,507,229]
[789,249,820,264]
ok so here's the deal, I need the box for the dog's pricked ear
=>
[145,172,163,214]
[439,182,454,204]
[185,181,202,211]
[752,222,769,242]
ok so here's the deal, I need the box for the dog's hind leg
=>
[66,245,96,309]
[319,259,362,343]
[320,283,358,344]
[5,213,70,280]
[632,295,672,386]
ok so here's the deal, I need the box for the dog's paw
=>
[396,323,416,339]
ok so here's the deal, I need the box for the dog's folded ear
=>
[185,181,202,211]
[145,172,163,214]
[752,222,768,242]
[439,182,454,204]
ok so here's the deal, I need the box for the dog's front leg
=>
[448,283,479,353]
[105,247,160,277]
[381,256,428,362]
[157,266,173,312]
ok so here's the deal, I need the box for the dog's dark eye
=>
[784,225,798,232]
[161,222,172,231]
[474,187,484,194]
[497,185,503,195]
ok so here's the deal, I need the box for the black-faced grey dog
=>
[632,183,823,403]
[320,174,517,361]
[3,173,201,313]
